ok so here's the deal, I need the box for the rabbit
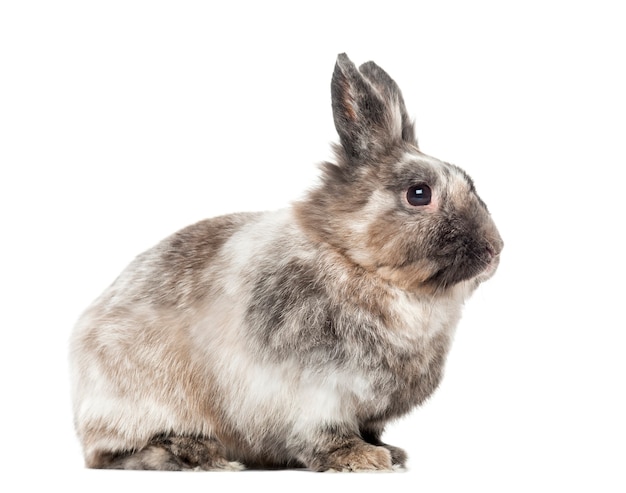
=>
[69,53,503,472]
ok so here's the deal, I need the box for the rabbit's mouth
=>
[476,251,501,282]
[421,244,500,290]
[469,241,502,282]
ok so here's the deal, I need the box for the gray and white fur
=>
[70,53,503,472]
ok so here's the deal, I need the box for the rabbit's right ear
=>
[331,53,416,161]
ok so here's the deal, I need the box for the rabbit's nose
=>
[494,235,504,256]
[484,222,503,257]
[484,234,503,261]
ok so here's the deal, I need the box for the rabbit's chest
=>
[364,292,463,414]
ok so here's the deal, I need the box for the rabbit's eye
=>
[407,184,432,206]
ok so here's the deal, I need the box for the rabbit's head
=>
[296,53,502,293]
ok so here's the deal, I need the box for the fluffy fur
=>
[70,53,503,472]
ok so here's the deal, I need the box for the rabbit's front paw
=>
[309,440,394,472]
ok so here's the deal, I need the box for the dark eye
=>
[406,183,432,206]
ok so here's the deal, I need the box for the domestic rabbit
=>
[70,53,503,472]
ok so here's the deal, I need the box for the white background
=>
[1,1,624,491]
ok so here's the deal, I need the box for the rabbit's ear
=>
[358,61,417,147]
[331,54,417,160]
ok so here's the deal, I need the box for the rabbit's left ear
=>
[331,53,417,161]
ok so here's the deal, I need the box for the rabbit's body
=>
[70,54,502,472]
